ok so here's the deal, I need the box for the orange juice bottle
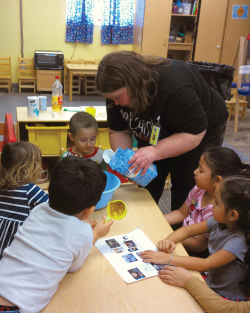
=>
[52,75,63,111]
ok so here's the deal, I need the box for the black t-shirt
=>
[107,60,228,147]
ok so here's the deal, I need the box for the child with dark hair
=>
[141,176,250,301]
[0,142,48,259]
[164,147,250,254]
[0,157,113,313]
[61,111,107,170]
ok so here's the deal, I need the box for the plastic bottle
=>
[176,0,184,14]
[52,75,63,111]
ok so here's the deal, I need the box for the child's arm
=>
[140,248,237,272]
[159,266,246,313]
[181,235,208,253]
[27,184,49,209]
[92,216,114,244]
[157,220,208,253]
[164,202,190,225]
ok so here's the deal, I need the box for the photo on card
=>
[128,268,145,280]
[113,247,124,254]
[105,239,120,249]
[122,253,138,263]
[128,246,138,252]
[136,252,142,258]
[124,240,136,248]
[151,263,166,271]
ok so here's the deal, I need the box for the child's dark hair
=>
[203,147,250,179]
[0,141,42,191]
[220,177,250,293]
[69,112,98,136]
[49,157,107,215]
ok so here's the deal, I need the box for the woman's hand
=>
[157,239,176,253]
[158,266,193,288]
[128,146,159,175]
[140,250,170,264]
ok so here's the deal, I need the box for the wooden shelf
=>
[168,43,193,51]
[171,14,196,17]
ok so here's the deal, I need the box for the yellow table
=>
[66,64,98,102]
[41,188,204,313]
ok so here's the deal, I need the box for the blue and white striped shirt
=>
[0,183,48,258]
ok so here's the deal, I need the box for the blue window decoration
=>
[66,0,94,43]
[101,0,134,45]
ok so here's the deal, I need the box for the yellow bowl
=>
[107,200,127,221]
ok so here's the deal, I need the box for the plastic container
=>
[176,0,184,14]
[183,3,191,14]
[26,123,69,155]
[95,171,121,210]
[52,75,63,111]
[238,89,250,96]
[27,96,39,117]
[103,148,158,188]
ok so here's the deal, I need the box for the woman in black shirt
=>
[96,51,228,214]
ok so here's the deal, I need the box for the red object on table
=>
[107,164,128,183]
[0,114,17,152]
[247,33,250,40]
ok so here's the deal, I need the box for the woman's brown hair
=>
[0,142,42,191]
[96,51,171,118]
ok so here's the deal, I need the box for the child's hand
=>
[83,219,98,228]
[140,250,170,264]
[158,266,193,288]
[92,216,114,244]
[157,239,176,253]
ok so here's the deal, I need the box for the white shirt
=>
[0,202,93,313]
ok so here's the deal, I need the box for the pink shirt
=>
[183,186,213,238]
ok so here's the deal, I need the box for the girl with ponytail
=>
[141,176,250,301]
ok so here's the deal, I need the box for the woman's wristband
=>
[168,253,174,266]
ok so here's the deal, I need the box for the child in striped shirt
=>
[0,142,48,258]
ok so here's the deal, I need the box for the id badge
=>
[149,116,161,146]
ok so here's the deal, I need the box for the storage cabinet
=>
[36,70,62,92]
[133,0,199,62]
[195,0,250,65]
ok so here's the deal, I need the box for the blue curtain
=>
[65,0,94,43]
[101,0,134,45]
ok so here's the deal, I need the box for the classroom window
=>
[65,0,94,43]
[101,0,135,45]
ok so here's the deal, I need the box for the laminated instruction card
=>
[95,228,165,283]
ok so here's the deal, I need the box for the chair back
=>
[18,57,35,78]
[0,57,11,76]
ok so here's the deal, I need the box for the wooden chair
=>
[0,57,12,93]
[18,57,36,93]
[64,59,81,95]
[225,99,248,121]
[83,59,100,95]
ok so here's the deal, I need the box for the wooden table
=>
[41,188,204,313]
[66,64,98,102]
